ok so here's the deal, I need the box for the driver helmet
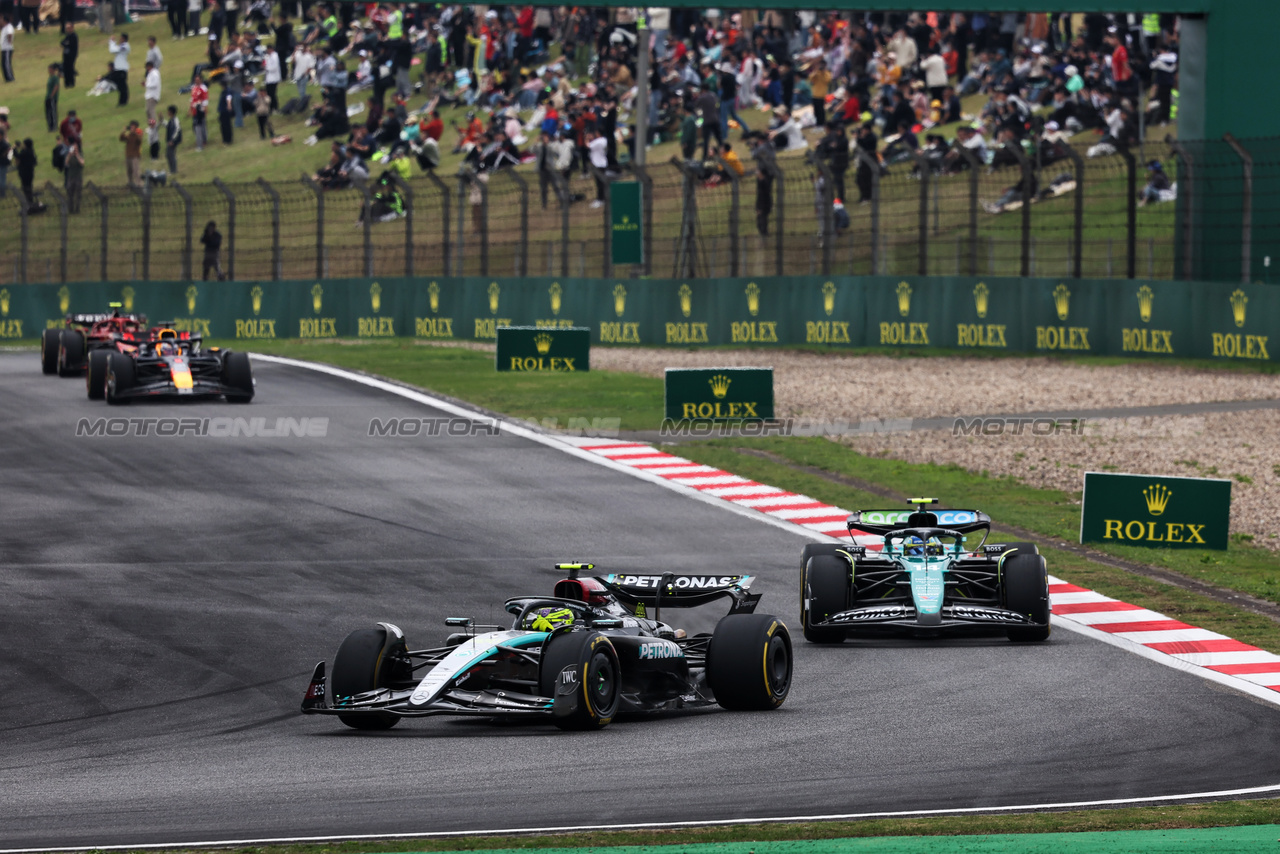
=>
[904,536,944,557]
[158,341,178,357]
[524,606,575,632]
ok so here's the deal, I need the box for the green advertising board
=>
[0,276,1274,365]
[610,182,643,267]
[664,367,774,421]
[1080,472,1232,550]
[495,326,590,372]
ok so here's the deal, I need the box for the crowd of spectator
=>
[0,4,1183,226]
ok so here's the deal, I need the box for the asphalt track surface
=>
[2,353,1280,849]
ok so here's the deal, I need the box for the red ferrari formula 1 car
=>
[41,303,147,378]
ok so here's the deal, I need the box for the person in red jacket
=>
[420,109,443,141]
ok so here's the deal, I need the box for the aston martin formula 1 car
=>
[301,564,792,730]
[41,304,147,377]
[100,327,254,404]
[800,499,1050,643]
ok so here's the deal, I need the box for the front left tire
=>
[86,349,111,400]
[539,631,621,730]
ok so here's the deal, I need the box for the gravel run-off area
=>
[589,348,1280,550]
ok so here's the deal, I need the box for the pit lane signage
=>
[664,367,773,421]
[495,326,590,372]
[1080,472,1231,550]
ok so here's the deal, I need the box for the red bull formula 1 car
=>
[41,303,147,377]
[301,563,792,730]
[800,499,1050,644]
[97,326,255,404]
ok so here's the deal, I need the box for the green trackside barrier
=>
[1,276,1274,364]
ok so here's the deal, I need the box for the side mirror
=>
[445,617,473,627]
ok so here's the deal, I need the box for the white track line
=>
[8,781,1280,854]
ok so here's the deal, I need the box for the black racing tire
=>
[1002,552,1051,642]
[221,350,254,403]
[539,631,620,730]
[707,613,792,711]
[86,349,111,400]
[801,554,850,644]
[57,330,85,377]
[41,328,60,375]
[331,627,406,730]
[800,542,846,569]
[105,352,135,406]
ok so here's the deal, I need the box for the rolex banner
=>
[1080,472,1232,550]
[0,277,1273,364]
[664,368,774,421]
[496,326,590,372]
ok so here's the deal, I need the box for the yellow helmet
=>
[525,606,575,632]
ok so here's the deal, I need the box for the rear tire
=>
[540,631,620,730]
[331,627,407,730]
[41,328,60,375]
[221,350,254,402]
[802,554,850,644]
[707,614,792,710]
[86,349,110,400]
[1002,552,1051,642]
[105,352,135,405]
[57,330,85,377]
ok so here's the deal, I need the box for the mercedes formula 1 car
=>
[41,304,147,377]
[301,563,792,730]
[99,326,254,404]
[800,499,1050,643]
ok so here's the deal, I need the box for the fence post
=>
[1118,147,1137,278]
[212,177,236,281]
[1168,138,1195,281]
[547,169,571,277]
[455,170,467,275]
[855,149,880,274]
[131,185,151,282]
[955,145,981,275]
[632,164,654,276]
[501,168,529,277]
[914,153,930,275]
[423,171,451,275]
[670,157,699,278]
[86,182,108,280]
[715,157,741,277]
[1063,145,1085,278]
[384,173,414,277]
[588,164,613,278]
[1007,143,1034,278]
[1223,133,1253,284]
[256,177,280,281]
[43,181,68,283]
[807,151,835,276]
[351,176,374,277]
[170,180,193,281]
[301,174,325,279]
